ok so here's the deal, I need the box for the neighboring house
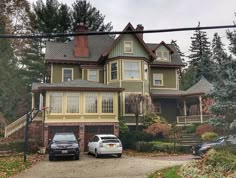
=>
[8,23,214,151]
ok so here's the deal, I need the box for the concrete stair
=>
[179,133,202,146]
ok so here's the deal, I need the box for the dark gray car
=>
[48,132,80,161]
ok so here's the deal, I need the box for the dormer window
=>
[124,41,133,54]
[156,51,170,62]
[88,69,99,82]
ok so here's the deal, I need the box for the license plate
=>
[62,150,68,154]
[193,150,195,154]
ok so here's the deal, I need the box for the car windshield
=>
[101,136,120,143]
[53,134,76,142]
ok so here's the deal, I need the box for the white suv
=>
[88,134,123,158]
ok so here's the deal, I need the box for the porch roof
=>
[185,77,213,96]
[32,79,124,92]
[151,89,185,97]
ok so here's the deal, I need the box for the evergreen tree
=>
[211,33,227,65]
[72,0,113,32]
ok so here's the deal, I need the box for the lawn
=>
[149,166,181,178]
[0,154,45,178]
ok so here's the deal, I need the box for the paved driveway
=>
[13,153,194,178]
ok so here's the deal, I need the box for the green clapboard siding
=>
[150,67,176,88]
[108,34,149,58]
[99,70,104,83]
[52,64,80,83]
[121,81,143,92]
[108,82,120,88]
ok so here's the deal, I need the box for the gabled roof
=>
[185,77,213,95]
[45,35,114,63]
[32,79,124,92]
[153,41,174,53]
[147,43,185,66]
[102,22,156,59]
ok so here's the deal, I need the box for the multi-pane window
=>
[125,94,133,114]
[88,69,98,81]
[124,41,133,53]
[156,51,169,61]
[50,92,62,113]
[111,62,117,80]
[85,93,97,113]
[63,68,73,82]
[102,93,114,113]
[124,61,140,79]
[153,74,163,86]
[67,93,79,113]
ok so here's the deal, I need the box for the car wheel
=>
[95,150,100,158]
[117,153,122,158]
[49,154,54,161]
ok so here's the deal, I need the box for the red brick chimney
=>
[74,23,89,57]
[136,24,144,39]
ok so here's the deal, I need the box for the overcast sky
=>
[30,0,236,56]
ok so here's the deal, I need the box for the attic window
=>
[156,51,169,62]
[124,41,133,54]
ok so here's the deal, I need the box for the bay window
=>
[111,62,118,80]
[67,93,79,113]
[124,61,140,80]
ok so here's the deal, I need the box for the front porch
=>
[177,115,210,125]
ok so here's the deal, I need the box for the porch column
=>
[39,93,43,110]
[183,98,187,116]
[199,95,203,123]
[31,93,35,109]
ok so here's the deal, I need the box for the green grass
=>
[0,156,31,178]
[149,166,181,178]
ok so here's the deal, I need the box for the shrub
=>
[144,122,171,138]
[184,124,199,133]
[196,123,215,136]
[201,132,218,141]
[119,131,153,149]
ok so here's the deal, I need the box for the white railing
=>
[5,114,27,138]
[177,115,210,124]
[4,111,43,138]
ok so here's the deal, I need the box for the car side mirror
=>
[78,138,81,142]
[48,139,52,143]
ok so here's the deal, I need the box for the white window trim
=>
[110,61,118,81]
[156,51,170,62]
[124,41,133,54]
[62,68,74,82]
[87,69,99,82]
[101,93,114,113]
[122,60,141,80]
[153,73,164,86]
[144,62,148,81]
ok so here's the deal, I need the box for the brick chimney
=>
[136,24,144,39]
[74,23,89,57]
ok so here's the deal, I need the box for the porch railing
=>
[177,115,210,124]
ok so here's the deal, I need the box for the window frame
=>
[101,93,114,113]
[110,62,118,81]
[156,51,170,62]
[123,60,141,80]
[87,69,99,82]
[124,41,133,54]
[144,62,148,80]
[66,93,80,113]
[153,73,163,86]
[62,68,73,82]
[154,102,162,113]
[49,92,63,114]
[85,92,98,113]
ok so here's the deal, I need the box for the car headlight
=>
[71,143,79,149]
[51,144,58,149]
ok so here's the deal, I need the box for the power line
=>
[0,25,236,39]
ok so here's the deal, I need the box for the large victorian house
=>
[7,23,214,151]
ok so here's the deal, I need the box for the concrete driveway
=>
[13,153,194,178]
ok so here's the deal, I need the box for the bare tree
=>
[126,94,149,131]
